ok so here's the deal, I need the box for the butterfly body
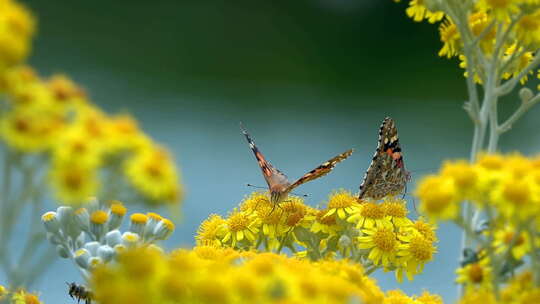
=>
[358,117,410,200]
[241,123,353,205]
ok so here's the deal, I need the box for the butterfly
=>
[241,123,353,205]
[358,117,410,200]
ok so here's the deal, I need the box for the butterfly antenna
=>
[246,183,267,190]
[290,192,309,197]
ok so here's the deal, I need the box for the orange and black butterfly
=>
[358,117,410,200]
[241,123,353,205]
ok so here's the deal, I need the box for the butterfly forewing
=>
[240,123,290,190]
[358,117,408,200]
[286,149,354,192]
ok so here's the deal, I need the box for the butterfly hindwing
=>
[358,117,408,200]
[240,123,289,190]
[287,149,354,192]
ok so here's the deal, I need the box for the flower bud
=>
[42,212,60,234]
[57,206,81,240]
[89,210,108,240]
[519,87,533,103]
[88,256,103,269]
[144,212,163,239]
[122,232,140,247]
[56,245,70,259]
[108,201,127,230]
[75,248,91,269]
[74,208,90,231]
[153,219,175,240]
[338,235,352,248]
[114,244,126,256]
[105,230,122,247]
[97,245,115,262]
[129,213,148,237]
[84,241,100,256]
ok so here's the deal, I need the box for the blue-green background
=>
[15,0,540,302]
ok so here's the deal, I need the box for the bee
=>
[66,282,92,304]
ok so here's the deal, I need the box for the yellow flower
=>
[0,0,35,73]
[196,214,226,247]
[514,11,540,46]
[0,285,7,300]
[491,175,537,220]
[441,160,479,201]
[416,291,443,304]
[396,231,436,281]
[477,0,519,20]
[222,210,260,248]
[358,226,400,267]
[405,0,444,23]
[52,127,103,169]
[469,11,496,53]
[348,202,392,229]
[384,289,414,304]
[455,258,492,288]
[50,162,98,205]
[124,145,182,204]
[10,289,42,304]
[310,208,341,235]
[47,74,87,112]
[416,175,459,221]
[458,288,497,304]
[493,227,530,259]
[381,198,412,227]
[502,44,534,84]
[0,109,66,152]
[409,218,437,242]
[438,18,460,58]
[325,190,359,219]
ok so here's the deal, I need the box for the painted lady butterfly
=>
[241,123,353,205]
[358,117,410,200]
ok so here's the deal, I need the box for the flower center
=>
[468,263,484,283]
[228,213,249,232]
[503,180,530,205]
[409,236,434,261]
[503,232,525,246]
[373,229,397,252]
[383,202,407,218]
[361,203,385,219]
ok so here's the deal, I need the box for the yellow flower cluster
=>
[0,66,183,205]
[0,285,42,304]
[416,153,540,298]
[458,270,540,303]
[0,0,34,75]
[416,153,540,223]
[196,190,438,282]
[89,246,442,304]
[395,0,540,87]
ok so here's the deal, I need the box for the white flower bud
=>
[89,210,109,241]
[153,219,175,240]
[56,245,70,259]
[144,213,163,240]
[57,206,82,241]
[88,256,103,269]
[97,245,115,262]
[74,248,91,269]
[42,212,61,234]
[107,201,127,231]
[75,233,85,249]
[105,230,122,247]
[113,244,126,257]
[129,213,148,237]
[122,232,140,247]
[84,241,100,256]
[338,235,352,248]
[74,208,90,231]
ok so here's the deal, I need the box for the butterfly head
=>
[269,183,290,205]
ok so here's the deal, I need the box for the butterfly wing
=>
[286,149,354,192]
[240,123,290,190]
[358,117,408,200]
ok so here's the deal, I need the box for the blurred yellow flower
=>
[124,145,182,204]
[405,0,444,23]
[50,162,98,205]
[438,18,460,58]
[416,175,459,221]
[455,258,492,288]
[493,227,530,259]
[0,0,35,74]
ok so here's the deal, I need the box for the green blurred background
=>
[20,0,539,302]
